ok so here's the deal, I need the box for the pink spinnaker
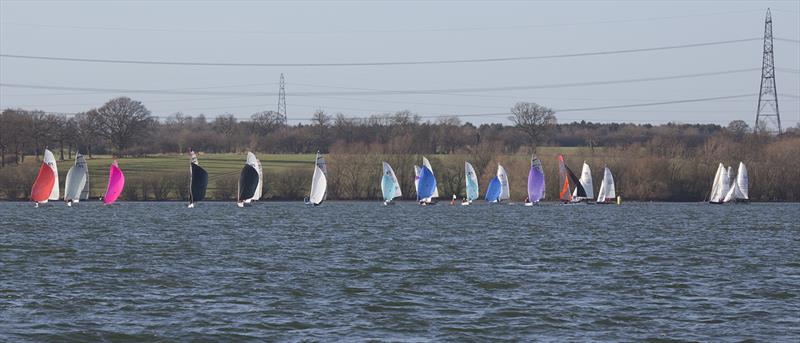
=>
[104,160,125,205]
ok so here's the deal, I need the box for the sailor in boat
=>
[461,197,469,206]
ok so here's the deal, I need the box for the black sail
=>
[238,165,259,202]
[190,163,208,203]
[565,165,587,198]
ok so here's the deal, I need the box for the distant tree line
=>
[4,97,795,165]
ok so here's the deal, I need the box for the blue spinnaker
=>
[417,166,436,201]
[485,176,501,202]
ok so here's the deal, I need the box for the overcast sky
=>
[1,0,798,127]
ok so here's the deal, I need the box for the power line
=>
[0,67,762,97]
[0,38,762,67]
[26,93,757,122]
[0,9,767,35]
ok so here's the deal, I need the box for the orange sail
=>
[31,162,56,202]
[558,154,572,202]
[560,177,571,201]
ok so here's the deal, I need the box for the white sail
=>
[572,162,593,200]
[497,164,510,201]
[245,152,263,201]
[308,164,327,205]
[709,163,725,202]
[720,166,732,201]
[316,151,328,176]
[737,162,749,200]
[43,149,59,200]
[596,166,615,203]
[723,177,738,203]
[414,165,421,195]
[381,161,402,199]
[422,156,439,198]
[465,161,479,202]
[64,153,88,202]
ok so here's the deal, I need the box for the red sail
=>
[30,162,55,202]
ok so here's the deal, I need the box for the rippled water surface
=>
[1,201,798,341]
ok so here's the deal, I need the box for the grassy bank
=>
[1,139,797,202]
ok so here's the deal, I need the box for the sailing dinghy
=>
[422,157,439,201]
[244,152,263,204]
[30,149,59,207]
[572,162,594,202]
[596,165,616,204]
[708,163,730,204]
[103,160,124,205]
[416,164,436,205]
[305,151,328,206]
[558,155,587,204]
[188,150,208,208]
[381,161,402,205]
[525,155,546,206]
[237,155,260,208]
[723,162,749,203]
[64,152,89,206]
[485,164,510,204]
[463,161,479,205]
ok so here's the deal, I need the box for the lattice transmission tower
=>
[278,73,287,118]
[755,8,781,134]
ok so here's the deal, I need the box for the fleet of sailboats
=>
[24,151,754,207]
[710,162,749,204]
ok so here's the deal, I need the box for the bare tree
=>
[90,97,153,155]
[250,110,287,135]
[310,110,331,149]
[509,102,556,149]
[75,111,100,158]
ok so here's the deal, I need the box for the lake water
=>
[1,201,798,341]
